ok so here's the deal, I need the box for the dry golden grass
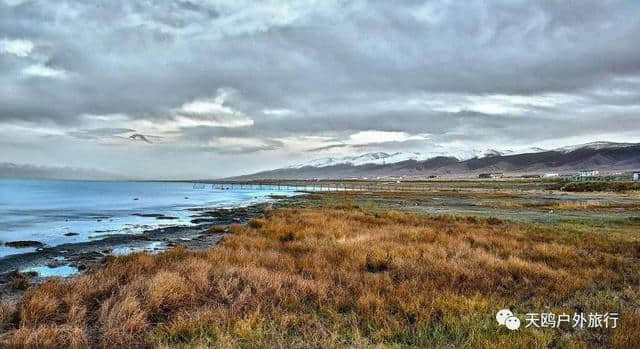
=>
[470,196,640,212]
[1,205,639,348]
[491,199,640,211]
[207,225,227,234]
[0,300,17,332]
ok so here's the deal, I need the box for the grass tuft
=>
[1,203,638,347]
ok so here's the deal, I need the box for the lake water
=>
[0,179,295,258]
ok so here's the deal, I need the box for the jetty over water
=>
[191,180,397,192]
[188,178,558,193]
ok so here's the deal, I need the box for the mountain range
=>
[231,141,640,180]
[0,163,121,180]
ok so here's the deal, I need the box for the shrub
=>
[561,181,640,192]
[207,225,226,234]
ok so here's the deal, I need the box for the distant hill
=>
[230,142,640,179]
[0,163,121,180]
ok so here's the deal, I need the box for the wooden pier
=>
[191,179,424,193]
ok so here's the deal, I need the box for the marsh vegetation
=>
[1,188,639,348]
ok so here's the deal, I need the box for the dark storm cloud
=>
[2,0,640,177]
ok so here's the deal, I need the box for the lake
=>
[0,179,294,258]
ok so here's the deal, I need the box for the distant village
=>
[476,170,640,181]
[351,170,640,182]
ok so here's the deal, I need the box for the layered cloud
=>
[1,0,640,178]
[0,38,32,57]
[22,63,67,78]
[174,90,254,128]
[62,89,255,148]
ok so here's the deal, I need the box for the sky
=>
[1,0,640,179]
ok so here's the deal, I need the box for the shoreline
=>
[1,189,639,347]
[0,199,284,298]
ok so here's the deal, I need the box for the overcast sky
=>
[2,0,640,179]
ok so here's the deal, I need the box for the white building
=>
[579,170,599,177]
[633,172,640,181]
[479,172,503,179]
[543,173,559,178]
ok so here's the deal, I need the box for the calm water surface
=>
[0,179,295,258]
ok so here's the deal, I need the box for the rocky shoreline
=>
[0,200,281,299]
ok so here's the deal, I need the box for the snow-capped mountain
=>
[553,141,636,153]
[290,147,498,169]
[230,141,640,180]
[290,147,546,169]
[483,147,547,157]
[289,152,436,168]
[288,142,635,169]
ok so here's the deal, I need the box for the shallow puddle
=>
[25,265,78,277]
[111,241,166,256]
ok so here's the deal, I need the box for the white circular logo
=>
[496,309,513,325]
[505,316,521,330]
